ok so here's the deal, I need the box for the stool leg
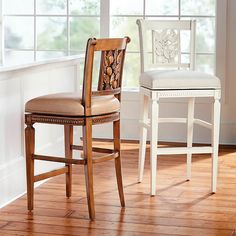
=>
[25,124,35,211]
[113,119,125,207]
[64,125,73,198]
[150,98,159,196]
[187,98,195,180]
[211,98,221,193]
[83,118,95,220]
[138,93,149,183]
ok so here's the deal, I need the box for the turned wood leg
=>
[25,123,35,211]
[83,118,95,220]
[187,98,195,181]
[64,125,73,198]
[138,93,149,183]
[113,119,125,207]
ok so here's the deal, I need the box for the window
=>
[3,0,100,64]
[110,0,216,87]
[3,0,216,88]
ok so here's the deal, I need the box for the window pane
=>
[70,17,100,51]
[5,17,34,49]
[110,17,140,52]
[4,0,34,15]
[36,51,67,60]
[123,53,140,88]
[37,17,67,50]
[181,0,216,16]
[69,0,100,15]
[36,0,67,15]
[195,18,215,53]
[110,0,143,15]
[145,0,178,15]
[4,50,34,66]
[196,54,214,74]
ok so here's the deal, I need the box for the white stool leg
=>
[138,93,149,183]
[187,98,195,180]
[150,98,159,196]
[211,97,221,193]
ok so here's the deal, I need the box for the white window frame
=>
[2,0,100,62]
[0,0,227,94]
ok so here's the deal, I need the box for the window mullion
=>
[67,0,70,55]
[0,0,4,64]
[100,0,109,37]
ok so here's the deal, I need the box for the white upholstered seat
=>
[137,19,221,196]
[140,70,221,90]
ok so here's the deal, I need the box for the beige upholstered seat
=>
[25,93,120,116]
[140,70,221,90]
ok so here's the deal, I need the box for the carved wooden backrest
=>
[98,49,124,91]
[137,19,196,73]
[82,37,130,116]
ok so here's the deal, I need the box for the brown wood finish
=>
[113,120,125,207]
[24,37,130,220]
[1,141,236,235]
[34,167,68,182]
[83,118,95,220]
[64,125,73,198]
[25,124,35,211]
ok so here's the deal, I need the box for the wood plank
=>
[1,141,236,235]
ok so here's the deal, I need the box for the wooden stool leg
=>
[113,119,125,207]
[83,119,95,220]
[25,124,35,211]
[64,125,73,198]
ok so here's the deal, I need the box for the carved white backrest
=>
[137,19,196,73]
[152,29,179,64]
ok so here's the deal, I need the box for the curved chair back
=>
[136,19,196,73]
[82,37,130,116]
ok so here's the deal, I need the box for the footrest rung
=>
[33,154,85,164]
[71,145,114,154]
[157,146,213,155]
[34,166,69,182]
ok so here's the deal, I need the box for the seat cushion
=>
[140,70,221,90]
[25,93,120,116]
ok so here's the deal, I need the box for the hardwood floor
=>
[1,141,236,235]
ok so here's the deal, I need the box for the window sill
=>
[0,55,84,73]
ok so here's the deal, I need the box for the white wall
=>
[0,58,81,207]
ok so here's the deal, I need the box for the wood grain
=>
[1,141,236,235]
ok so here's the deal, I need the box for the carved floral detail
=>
[153,29,178,64]
[99,50,123,90]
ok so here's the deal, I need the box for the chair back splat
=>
[82,37,130,116]
[136,19,196,72]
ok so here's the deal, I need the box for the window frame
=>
[2,0,100,62]
[0,0,227,92]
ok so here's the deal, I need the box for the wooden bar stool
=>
[25,37,130,220]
